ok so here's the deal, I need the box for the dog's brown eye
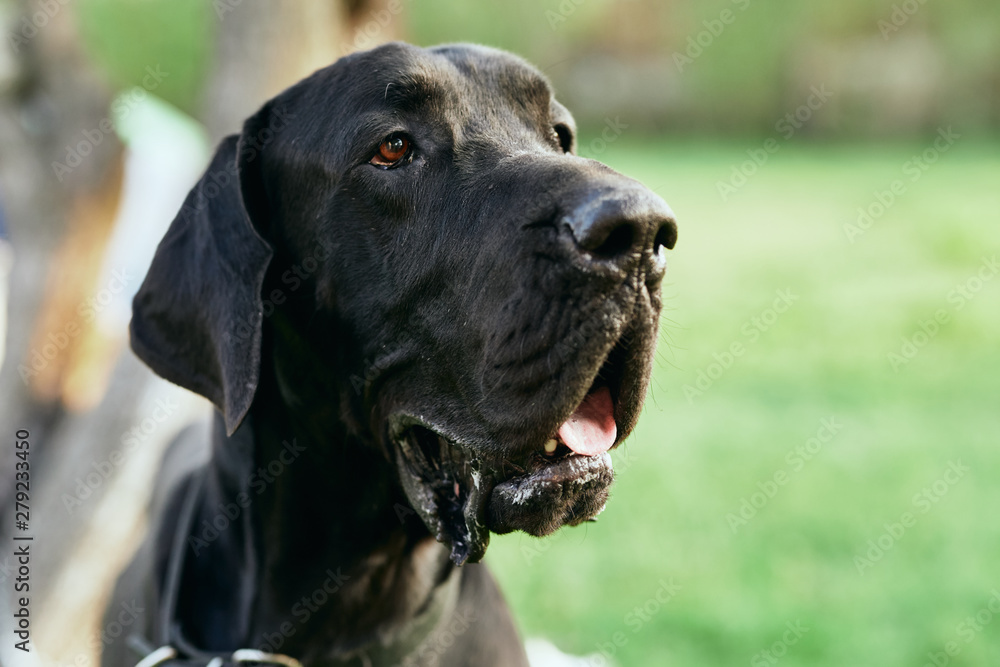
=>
[371,136,410,167]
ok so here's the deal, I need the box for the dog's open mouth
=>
[392,334,632,565]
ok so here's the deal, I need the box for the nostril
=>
[562,192,675,269]
[583,222,635,260]
[652,220,678,254]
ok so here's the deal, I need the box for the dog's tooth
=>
[544,439,558,454]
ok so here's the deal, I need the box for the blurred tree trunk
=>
[0,3,147,665]
[201,0,347,143]
[0,2,123,434]
[0,2,125,514]
[200,0,405,142]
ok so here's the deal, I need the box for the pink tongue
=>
[557,386,617,456]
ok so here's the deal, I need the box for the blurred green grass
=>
[485,137,1000,665]
[76,0,211,114]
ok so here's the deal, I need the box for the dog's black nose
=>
[562,185,677,270]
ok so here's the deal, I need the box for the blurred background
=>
[0,0,998,665]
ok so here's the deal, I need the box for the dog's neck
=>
[176,307,455,663]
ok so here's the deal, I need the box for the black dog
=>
[102,42,676,667]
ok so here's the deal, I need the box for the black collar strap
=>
[127,469,306,667]
[126,452,462,667]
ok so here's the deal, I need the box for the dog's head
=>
[132,42,676,565]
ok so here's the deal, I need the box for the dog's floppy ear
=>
[131,108,276,436]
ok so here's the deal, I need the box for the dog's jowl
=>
[103,42,676,667]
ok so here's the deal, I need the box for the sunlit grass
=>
[487,139,1000,666]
